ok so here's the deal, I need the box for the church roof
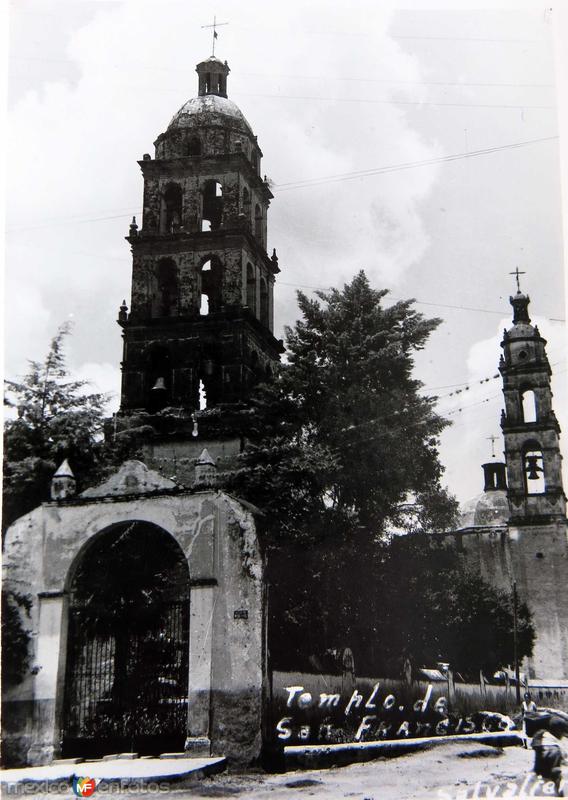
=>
[80,460,179,498]
[168,95,253,136]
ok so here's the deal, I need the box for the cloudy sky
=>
[5,0,568,504]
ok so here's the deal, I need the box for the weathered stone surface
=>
[80,459,179,497]
[2,469,266,768]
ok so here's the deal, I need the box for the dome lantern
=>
[196,56,230,99]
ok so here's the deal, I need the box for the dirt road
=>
[166,741,536,799]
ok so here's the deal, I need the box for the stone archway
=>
[61,521,190,758]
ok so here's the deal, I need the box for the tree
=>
[234,271,457,544]
[3,324,108,530]
[230,271,460,671]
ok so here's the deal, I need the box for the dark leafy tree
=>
[233,271,457,544]
[3,324,109,530]
[372,533,535,679]
[230,271,460,672]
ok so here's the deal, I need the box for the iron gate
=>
[62,600,189,758]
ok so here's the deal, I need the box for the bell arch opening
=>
[521,388,537,423]
[246,262,256,312]
[145,344,172,412]
[153,258,179,317]
[198,256,223,314]
[61,521,190,758]
[160,183,183,233]
[202,180,223,231]
[523,441,546,494]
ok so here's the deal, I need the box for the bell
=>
[526,455,542,480]
[151,377,167,392]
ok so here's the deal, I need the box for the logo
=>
[72,777,97,797]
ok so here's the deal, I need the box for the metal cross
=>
[509,267,526,293]
[487,435,498,458]
[201,15,228,57]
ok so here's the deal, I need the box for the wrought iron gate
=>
[62,600,189,758]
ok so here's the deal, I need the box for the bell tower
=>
[499,275,566,524]
[117,54,282,418]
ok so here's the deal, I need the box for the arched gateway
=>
[2,461,266,767]
[62,522,190,758]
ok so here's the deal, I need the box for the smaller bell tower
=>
[499,272,566,524]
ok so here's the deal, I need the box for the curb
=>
[284,731,523,770]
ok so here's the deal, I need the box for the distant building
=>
[449,286,568,679]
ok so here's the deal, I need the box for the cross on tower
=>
[487,434,498,458]
[201,15,229,57]
[509,267,526,293]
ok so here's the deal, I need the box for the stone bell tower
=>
[499,281,566,523]
[118,54,282,417]
[453,276,568,678]
[113,54,283,480]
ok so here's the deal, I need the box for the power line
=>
[5,136,558,232]
[9,56,554,90]
[235,90,554,112]
[274,136,559,191]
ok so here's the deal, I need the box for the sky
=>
[4,0,568,505]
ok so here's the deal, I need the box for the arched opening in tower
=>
[153,258,178,317]
[186,136,201,156]
[523,443,546,494]
[521,389,537,423]
[260,277,269,327]
[199,257,223,315]
[160,183,183,233]
[246,263,256,312]
[202,180,223,231]
[254,203,263,241]
[145,345,172,413]
[242,187,251,222]
[198,379,207,410]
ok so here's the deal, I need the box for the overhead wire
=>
[273,136,559,191]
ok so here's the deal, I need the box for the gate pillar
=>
[185,582,215,753]
[27,591,68,766]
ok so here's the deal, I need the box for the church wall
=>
[451,520,568,679]
[2,491,266,767]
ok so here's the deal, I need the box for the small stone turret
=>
[194,448,217,486]
[51,460,76,500]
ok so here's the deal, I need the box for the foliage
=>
[3,324,109,529]
[372,533,535,678]
[1,590,32,686]
[232,271,457,545]
[230,272,531,679]
[267,533,534,678]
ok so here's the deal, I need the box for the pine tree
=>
[3,323,108,530]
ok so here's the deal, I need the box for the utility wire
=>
[7,136,558,232]
[9,56,554,89]
[274,136,558,191]
[235,90,554,112]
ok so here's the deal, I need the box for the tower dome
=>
[154,55,259,164]
[458,461,510,529]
